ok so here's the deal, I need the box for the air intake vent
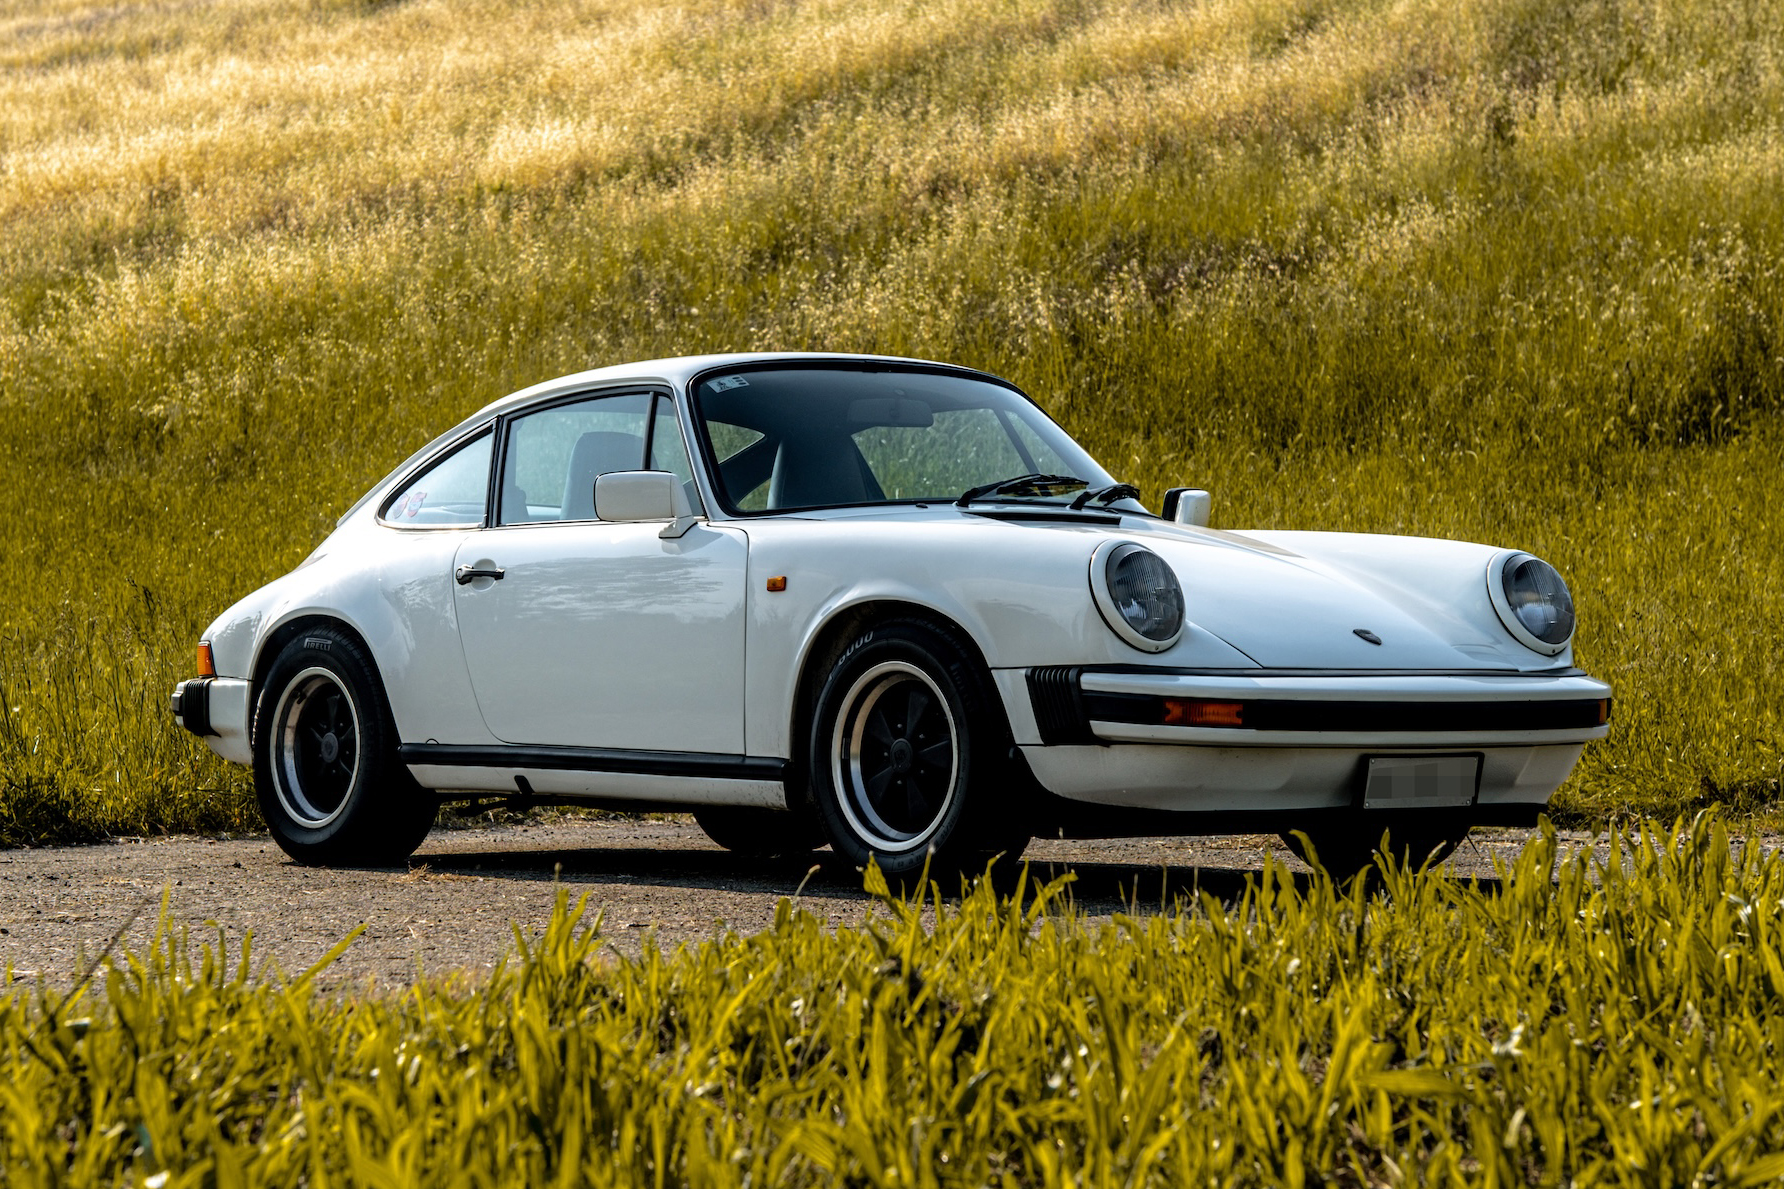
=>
[1026,666,1093,745]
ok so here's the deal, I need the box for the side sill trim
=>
[398,743,788,783]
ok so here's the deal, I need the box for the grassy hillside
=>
[2,0,1781,841]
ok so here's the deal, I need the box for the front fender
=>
[736,516,1257,758]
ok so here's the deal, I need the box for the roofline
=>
[335,352,1016,527]
[468,351,1000,422]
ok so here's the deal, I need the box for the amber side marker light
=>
[1597,698,1612,726]
[765,576,788,592]
[1163,699,1244,727]
[196,641,216,677]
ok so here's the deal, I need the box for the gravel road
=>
[0,817,1620,992]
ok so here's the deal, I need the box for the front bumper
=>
[1011,666,1609,816]
[1027,667,1611,748]
[170,677,254,765]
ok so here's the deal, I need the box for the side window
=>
[500,393,650,525]
[382,432,492,528]
[649,396,706,514]
[648,396,693,483]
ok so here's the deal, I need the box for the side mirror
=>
[593,470,698,538]
[1161,487,1212,527]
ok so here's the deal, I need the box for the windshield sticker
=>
[708,375,750,392]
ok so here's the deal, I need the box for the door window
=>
[649,395,706,515]
[499,393,651,525]
[381,431,492,528]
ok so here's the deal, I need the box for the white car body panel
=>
[737,511,1259,758]
[1021,743,1586,811]
[452,520,748,751]
[201,678,254,764]
[178,352,1610,830]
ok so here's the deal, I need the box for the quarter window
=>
[382,432,492,528]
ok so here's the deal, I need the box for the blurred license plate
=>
[1361,755,1480,810]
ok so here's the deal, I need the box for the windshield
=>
[689,365,1123,514]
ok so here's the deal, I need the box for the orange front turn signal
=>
[765,576,787,592]
[1163,699,1244,728]
[196,641,216,677]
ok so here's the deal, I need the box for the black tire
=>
[693,806,823,858]
[1280,824,1470,880]
[253,626,437,866]
[807,619,1028,883]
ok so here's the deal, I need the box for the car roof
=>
[337,352,1007,527]
[467,351,997,422]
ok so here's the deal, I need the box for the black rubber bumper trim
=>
[170,677,215,737]
[398,743,788,783]
[1027,666,1094,744]
[1082,692,1610,733]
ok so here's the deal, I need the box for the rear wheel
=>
[807,620,1028,883]
[253,627,437,866]
[693,806,823,858]
[1280,824,1470,879]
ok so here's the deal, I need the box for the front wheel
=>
[253,627,437,866]
[807,620,1027,883]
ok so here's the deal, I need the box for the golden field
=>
[0,0,1781,840]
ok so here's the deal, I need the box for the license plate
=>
[1361,755,1480,810]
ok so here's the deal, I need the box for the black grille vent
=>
[1026,666,1093,745]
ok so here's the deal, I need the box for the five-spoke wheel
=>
[270,668,361,829]
[254,627,437,865]
[808,619,1027,880]
[833,660,960,852]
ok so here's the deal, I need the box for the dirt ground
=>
[0,816,1641,992]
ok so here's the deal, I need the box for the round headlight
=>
[1091,542,1185,652]
[1488,551,1576,655]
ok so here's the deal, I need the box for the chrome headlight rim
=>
[1486,549,1576,657]
[1089,540,1186,653]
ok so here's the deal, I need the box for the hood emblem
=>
[1354,629,1383,646]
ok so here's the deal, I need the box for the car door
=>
[451,391,748,755]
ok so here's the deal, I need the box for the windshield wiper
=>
[1067,482,1141,510]
[955,473,1088,507]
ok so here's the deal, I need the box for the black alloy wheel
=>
[271,669,360,828]
[807,619,1028,881]
[836,659,959,848]
[253,626,437,866]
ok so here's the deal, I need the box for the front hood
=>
[761,506,1551,671]
[1122,522,1542,671]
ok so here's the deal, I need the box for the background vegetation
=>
[1,0,1781,841]
[7,818,1784,1184]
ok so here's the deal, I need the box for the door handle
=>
[455,564,506,585]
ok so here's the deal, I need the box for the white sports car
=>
[173,353,1609,874]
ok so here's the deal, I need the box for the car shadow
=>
[404,845,1506,913]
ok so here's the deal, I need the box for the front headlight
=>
[1091,542,1185,652]
[1488,551,1576,655]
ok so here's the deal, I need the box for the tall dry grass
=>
[1,0,1781,839]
